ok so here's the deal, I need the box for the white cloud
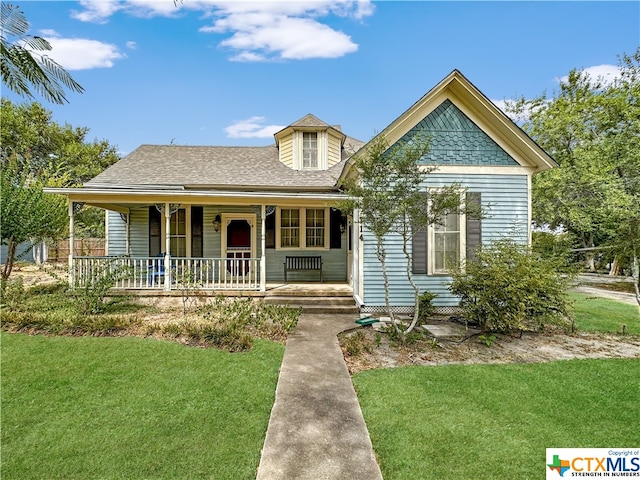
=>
[37,30,125,70]
[225,116,285,138]
[126,41,137,49]
[558,64,621,86]
[71,0,374,61]
[216,14,358,61]
[71,0,122,23]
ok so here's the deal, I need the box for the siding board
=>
[362,173,529,308]
[106,211,127,255]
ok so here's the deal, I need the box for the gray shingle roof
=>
[289,114,331,128]
[86,140,363,191]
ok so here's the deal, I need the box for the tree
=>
[506,48,640,289]
[1,99,120,237]
[340,133,466,336]
[1,159,67,280]
[1,2,83,104]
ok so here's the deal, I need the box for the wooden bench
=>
[284,256,323,283]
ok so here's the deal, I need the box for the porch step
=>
[263,295,358,314]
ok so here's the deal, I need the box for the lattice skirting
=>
[360,305,461,316]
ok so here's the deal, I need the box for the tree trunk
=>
[376,238,398,332]
[2,237,18,280]
[582,233,596,271]
[402,233,421,334]
[632,255,640,309]
[609,256,620,276]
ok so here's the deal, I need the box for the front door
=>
[221,214,256,277]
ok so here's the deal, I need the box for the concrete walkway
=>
[256,314,383,480]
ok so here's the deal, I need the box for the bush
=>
[1,276,25,308]
[342,330,374,357]
[146,297,302,351]
[417,290,437,324]
[449,238,575,333]
[73,260,132,314]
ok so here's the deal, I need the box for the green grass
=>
[354,359,639,480]
[1,332,284,480]
[571,292,640,334]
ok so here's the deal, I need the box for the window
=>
[302,132,318,169]
[412,192,481,275]
[277,207,330,249]
[280,208,300,248]
[433,211,461,273]
[306,209,325,247]
[169,208,186,257]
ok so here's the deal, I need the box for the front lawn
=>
[1,332,284,479]
[571,292,639,334]
[354,358,639,480]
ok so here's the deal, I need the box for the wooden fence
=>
[48,238,105,262]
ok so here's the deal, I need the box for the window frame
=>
[427,191,466,275]
[302,132,318,169]
[275,207,330,250]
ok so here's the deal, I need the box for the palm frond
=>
[1,2,84,104]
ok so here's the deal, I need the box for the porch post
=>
[260,204,266,292]
[164,202,171,291]
[352,208,360,303]
[68,201,75,286]
[125,210,130,255]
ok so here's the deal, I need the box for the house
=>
[46,70,555,312]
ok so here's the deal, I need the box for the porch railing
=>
[72,256,261,290]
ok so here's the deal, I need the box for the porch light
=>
[212,214,222,232]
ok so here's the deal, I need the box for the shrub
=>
[1,276,25,308]
[417,290,437,324]
[73,260,132,314]
[449,238,575,333]
[342,330,374,357]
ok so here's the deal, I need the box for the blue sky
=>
[3,1,639,155]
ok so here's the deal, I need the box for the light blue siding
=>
[129,207,149,255]
[265,239,348,283]
[362,173,529,308]
[106,204,347,280]
[0,241,34,264]
[106,211,127,255]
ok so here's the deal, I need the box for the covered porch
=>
[54,189,362,298]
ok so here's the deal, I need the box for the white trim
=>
[45,188,352,203]
[527,173,532,245]
[160,206,189,257]
[427,190,466,275]
[275,206,330,250]
[221,213,257,261]
[260,205,266,292]
[418,165,536,175]
[104,210,109,256]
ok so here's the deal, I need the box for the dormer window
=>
[302,132,318,169]
[274,114,347,171]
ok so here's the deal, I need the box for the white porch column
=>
[125,210,130,255]
[68,201,75,286]
[164,202,171,291]
[260,204,266,292]
[352,208,362,305]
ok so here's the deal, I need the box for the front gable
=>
[402,99,519,166]
[343,70,556,178]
